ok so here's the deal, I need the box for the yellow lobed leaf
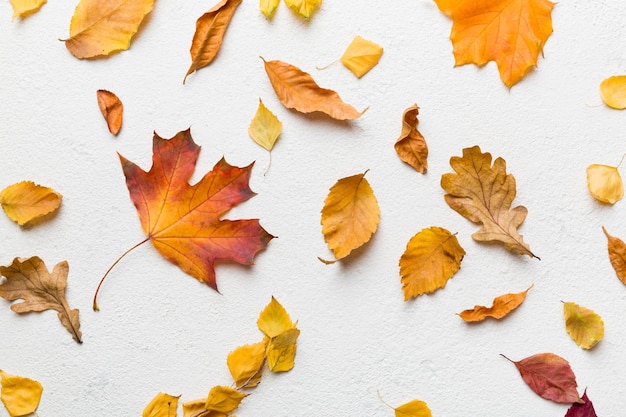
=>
[395,399,432,417]
[603,226,626,285]
[320,171,380,262]
[600,75,626,109]
[563,302,604,350]
[248,99,282,151]
[205,386,247,414]
[266,328,300,372]
[260,0,279,17]
[399,226,465,301]
[97,89,123,136]
[65,0,155,59]
[143,392,180,417]
[0,370,43,417]
[9,0,46,20]
[340,36,383,78]
[257,296,294,338]
[459,285,532,322]
[283,0,321,18]
[394,104,428,174]
[586,164,623,204]
[0,181,61,226]
[227,341,267,387]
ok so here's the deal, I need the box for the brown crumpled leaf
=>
[97,89,123,135]
[603,226,626,285]
[0,257,82,343]
[394,104,428,174]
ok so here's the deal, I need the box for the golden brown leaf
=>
[257,296,294,338]
[586,164,623,204]
[143,392,180,417]
[184,0,242,83]
[459,285,532,322]
[0,370,43,417]
[260,0,279,17]
[395,399,432,417]
[9,0,46,20]
[97,89,123,135]
[64,0,155,59]
[603,226,626,285]
[441,146,537,258]
[266,328,300,372]
[563,302,604,350]
[0,257,82,343]
[600,75,626,109]
[227,341,266,387]
[248,99,282,151]
[283,0,321,18]
[262,57,365,120]
[0,181,62,226]
[205,386,247,414]
[399,226,465,301]
[340,36,383,78]
[394,105,428,174]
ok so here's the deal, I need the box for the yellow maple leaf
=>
[143,392,180,417]
[283,0,321,18]
[248,99,282,152]
[9,0,46,20]
[340,36,383,78]
[587,163,623,204]
[600,75,626,109]
[0,181,62,226]
[257,296,294,338]
[399,226,465,301]
[227,341,267,387]
[205,386,247,414]
[266,328,300,372]
[0,370,43,417]
[260,0,279,17]
[563,302,604,350]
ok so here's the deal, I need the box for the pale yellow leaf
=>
[564,302,604,350]
[143,392,180,417]
[283,0,321,18]
[340,36,383,78]
[227,341,267,387]
[587,164,623,204]
[395,399,432,417]
[205,386,247,414]
[0,370,43,417]
[257,296,294,338]
[9,0,46,20]
[0,181,62,226]
[600,75,626,109]
[260,0,279,17]
[266,328,300,372]
[248,99,282,151]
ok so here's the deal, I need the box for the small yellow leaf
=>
[603,226,626,285]
[458,285,532,322]
[257,296,294,338]
[9,0,46,20]
[260,0,279,17]
[227,341,267,387]
[182,399,206,417]
[320,171,380,262]
[399,226,465,301]
[205,386,247,414]
[586,164,623,204]
[248,99,282,152]
[283,0,321,18]
[266,328,300,372]
[340,36,383,78]
[143,392,180,417]
[563,302,604,350]
[0,181,62,226]
[0,370,43,417]
[600,75,626,109]
[395,399,432,417]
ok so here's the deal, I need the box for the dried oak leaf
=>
[0,181,62,226]
[586,163,623,204]
[600,75,626,109]
[340,36,383,78]
[10,0,46,20]
[399,226,465,301]
[260,0,279,17]
[394,104,428,174]
[441,145,537,258]
[603,226,626,285]
[184,0,242,83]
[284,0,321,18]
[565,389,597,417]
[320,171,380,263]
[64,0,155,59]
[0,370,43,417]
[262,57,366,120]
[434,0,555,88]
[0,257,82,343]
[227,341,266,387]
[459,285,532,322]
[502,353,582,404]
[394,399,432,417]
[563,302,604,350]
[97,89,123,135]
[143,392,180,417]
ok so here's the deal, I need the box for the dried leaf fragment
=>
[563,302,604,350]
[283,0,321,18]
[441,145,537,258]
[260,0,279,17]
[65,0,155,59]
[262,57,365,120]
[399,226,465,301]
[340,36,383,78]
[0,257,82,343]
[143,392,180,417]
[248,99,282,151]
[565,389,597,417]
[184,0,242,83]
[320,171,380,262]
[586,164,623,204]
[97,89,123,135]
[395,399,432,417]
[205,386,247,414]
[10,0,46,20]
[394,105,428,173]
[0,181,62,226]
[603,226,626,285]
[459,285,532,322]
[0,370,43,417]
[227,341,267,387]
[600,75,626,109]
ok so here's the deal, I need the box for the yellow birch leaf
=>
[143,392,180,417]
[394,104,428,174]
[603,226,626,285]
[64,0,155,59]
[395,399,432,417]
[182,399,206,417]
[563,302,604,350]
[248,99,282,151]
[257,296,294,338]
[260,0,279,17]
[205,386,247,414]
[0,181,62,226]
[320,171,380,263]
[340,36,383,78]
[283,0,321,18]
[266,328,300,372]
[9,0,46,20]
[399,226,465,301]
[227,341,267,387]
[586,164,623,204]
[600,75,626,109]
[0,370,43,417]
[458,285,532,322]
[184,0,242,83]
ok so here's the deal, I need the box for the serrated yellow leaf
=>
[0,370,43,417]
[399,226,465,301]
[248,99,282,152]
[260,0,279,17]
[395,399,432,417]
[266,328,300,372]
[283,0,321,18]
[227,341,267,387]
[205,386,247,414]
[143,392,180,417]
[563,302,604,350]
[257,296,294,338]
[0,181,62,226]
[9,0,46,20]
[586,164,623,204]
[600,75,626,109]
[340,36,383,78]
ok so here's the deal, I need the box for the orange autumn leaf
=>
[184,0,242,83]
[9,0,46,20]
[600,75,626,109]
[563,302,604,350]
[97,90,123,135]
[262,57,366,120]
[459,285,532,322]
[603,226,626,285]
[434,0,555,88]
[64,0,155,59]
[0,181,62,226]
[320,171,380,263]
[394,105,428,174]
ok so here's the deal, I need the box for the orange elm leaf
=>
[434,0,555,88]
[0,181,62,226]
[394,104,428,174]
[603,226,626,285]
[97,89,123,135]
[459,285,532,322]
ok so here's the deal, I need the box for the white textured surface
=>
[1,1,626,416]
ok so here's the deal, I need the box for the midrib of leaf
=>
[71,0,135,39]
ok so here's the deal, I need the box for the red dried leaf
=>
[564,389,597,417]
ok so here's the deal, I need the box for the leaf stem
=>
[93,238,150,311]
[499,353,515,363]
[376,391,394,410]
[617,152,626,169]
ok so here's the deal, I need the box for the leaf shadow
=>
[320,228,379,271]
[287,109,365,131]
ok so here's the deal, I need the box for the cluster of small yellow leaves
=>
[0,370,43,417]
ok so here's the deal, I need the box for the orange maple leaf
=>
[434,0,555,87]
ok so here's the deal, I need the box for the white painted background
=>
[1,1,626,416]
